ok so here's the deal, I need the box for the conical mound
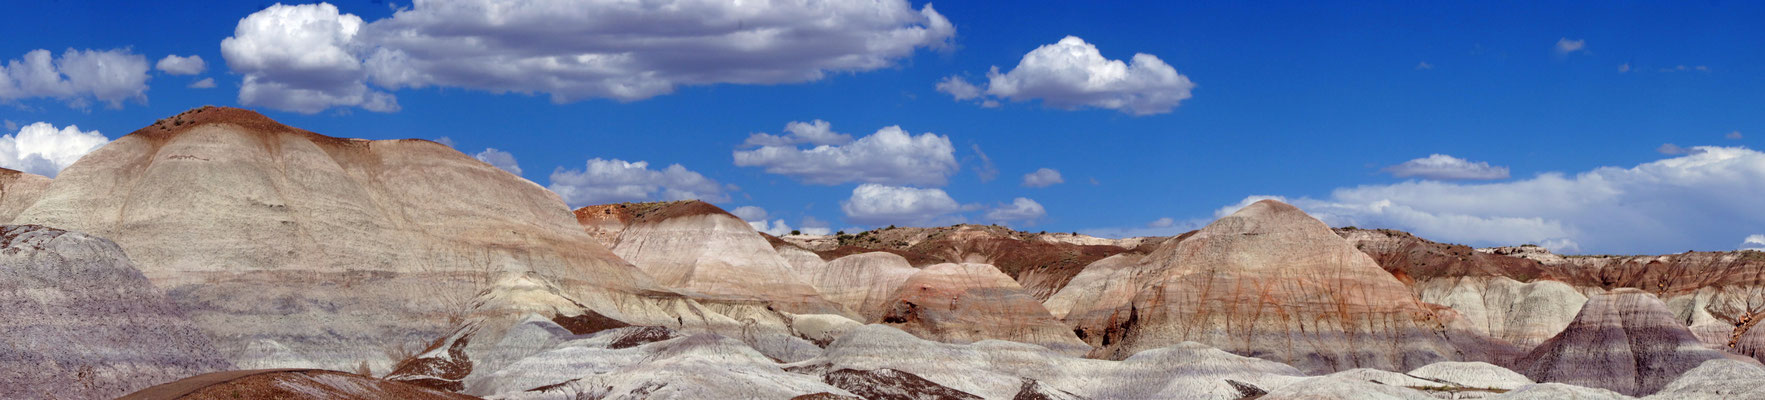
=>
[1515,288,1733,396]
[585,200,852,317]
[1090,199,1459,373]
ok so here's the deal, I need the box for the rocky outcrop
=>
[1013,379,1088,400]
[1406,361,1534,392]
[0,168,49,222]
[116,369,476,400]
[822,368,983,400]
[1515,289,1734,396]
[0,225,231,400]
[591,200,851,316]
[881,263,1091,355]
[1087,200,1460,373]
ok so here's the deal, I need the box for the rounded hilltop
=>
[126,105,450,148]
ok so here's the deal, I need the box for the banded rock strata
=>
[1078,200,1462,373]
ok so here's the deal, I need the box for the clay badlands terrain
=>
[4,107,1765,399]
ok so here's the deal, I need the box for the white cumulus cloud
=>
[222,3,398,114]
[984,197,1046,224]
[1383,154,1510,180]
[735,122,957,186]
[0,122,110,177]
[935,75,982,100]
[548,158,728,207]
[1218,146,1765,254]
[1022,167,1064,187]
[842,184,963,226]
[1147,217,1175,228]
[222,0,953,114]
[156,55,206,75]
[0,48,151,108]
[941,36,1194,115]
[1729,131,1744,140]
[188,78,217,89]
[472,148,522,175]
[1743,234,1765,251]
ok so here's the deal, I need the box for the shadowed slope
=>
[1515,289,1734,396]
[0,225,232,400]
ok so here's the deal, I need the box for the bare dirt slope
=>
[0,167,50,222]
[0,225,231,400]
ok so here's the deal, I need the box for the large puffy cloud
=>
[734,122,957,186]
[984,197,1046,224]
[0,48,151,108]
[1383,154,1510,180]
[0,122,111,177]
[222,0,953,113]
[1217,146,1765,254]
[222,3,398,114]
[940,36,1194,115]
[841,184,963,226]
[472,148,522,175]
[156,55,207,75]
[548,158,728,207]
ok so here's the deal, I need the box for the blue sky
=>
[2,1,1763,254]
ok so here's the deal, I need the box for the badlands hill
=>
[1516,289,1735,396]
[573,200,850,316]
[0,167,50,221]
[1340,228,1588,350]
[581,200,1087,354]
[1074,200,1462,373]
[775,223,1155,300]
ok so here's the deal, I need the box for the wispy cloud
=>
[1382,154,1510,180]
